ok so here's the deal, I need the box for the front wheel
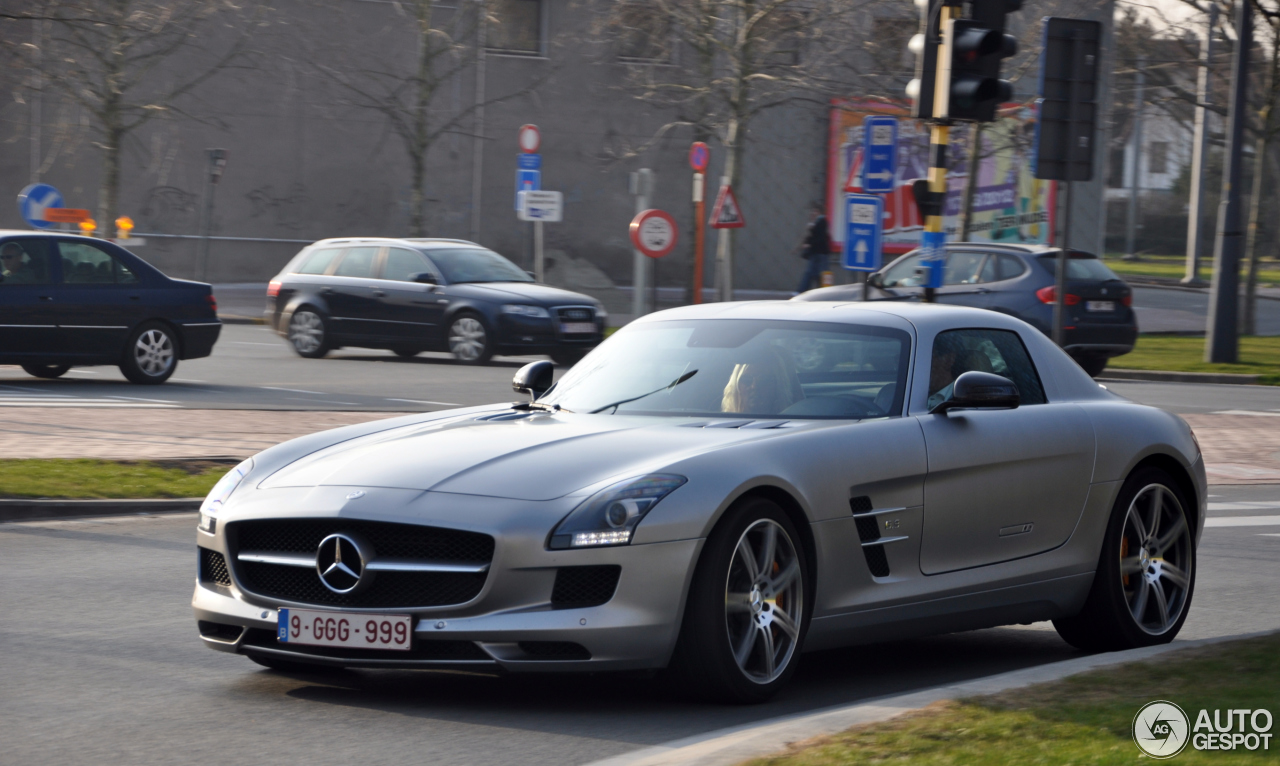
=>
[447,313,493,364]
[288,308,330,358]
[119,322,178,384]
[667,497,809,703]
[1053,468,1195,652]
[22,363,70,379]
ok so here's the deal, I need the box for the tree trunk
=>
[959,123,983,241]
[1241,133,1269,336]
[408,0,434,237]
[97,120,122,237]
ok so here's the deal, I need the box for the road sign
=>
[518,124,541,153]
[861,116,898,193]
[17,183,63,230]
[630,209,678,258]
[43,208,92,224]
[517,153,541,170]
[842,194,884,272]
[515,169,541,209]
[709,184,745,229]
[518,190,563,222]
[689,142,710,172]
[1034,18,1102,181]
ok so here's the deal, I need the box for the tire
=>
[1073,352,1108,378]
[550,349,586,367]
[248,654,345,674]
[22,363,70,379]
[667,496,810,703]
[288,307,330,359]
[446,312,493,364]
[392,347,422,359]
[119,322,178,385]
[1053,467,1196,652]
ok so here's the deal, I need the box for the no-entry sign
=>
[630,209,679,258]
[518,124,541,153]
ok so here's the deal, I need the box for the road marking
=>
[1208,501,1280,511]
[285,397,360,405]
[0,399,177,408]
[64,369,99,374]
[261,386,323,394]
[1260,534,1280,538]
[1204,515,1280,527]
[231,342,280,346]
[107,395,177,404]
[386,398,461,406]
[1212,410,1280,417]
[171,378,206,383]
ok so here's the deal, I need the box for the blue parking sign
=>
[861,116,898,194]
[515,169,540,209]
[842,194,883,272]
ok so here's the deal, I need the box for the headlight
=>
[198,458,253,535]
[501,304,550,318]
[595,305,608,321]
[549,474,686,549]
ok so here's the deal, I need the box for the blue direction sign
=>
[515,169,541,209]
[17,183,63,230]
[842,194,884,272]
[860,116,898,194]
[518,153,541,170]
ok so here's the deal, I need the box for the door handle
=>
[372,290,387,297]
[320,287,335,295]
[129,295,141,301]
[38,295,53,301]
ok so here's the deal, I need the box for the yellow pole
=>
[921,4,956,302]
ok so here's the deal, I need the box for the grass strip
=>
[0,459,231,499]
[1114,335,1280,385]
[751,632,1280,766]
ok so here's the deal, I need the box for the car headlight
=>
[198,458,253,535]
[501,304,550,318]
[594,305,608,321]
[549,474,686,549]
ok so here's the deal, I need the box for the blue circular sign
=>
[17,183,64,229]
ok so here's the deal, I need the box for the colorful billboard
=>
[827,99,1056,256]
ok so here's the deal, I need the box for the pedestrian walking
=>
[795,202,831,294]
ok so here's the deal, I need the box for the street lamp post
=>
[197,149,228,282]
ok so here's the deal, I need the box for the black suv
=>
[267,238,607,365]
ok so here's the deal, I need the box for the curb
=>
[1100,368,1262,385]
[0,498,202,523]
[584,629,1279,766]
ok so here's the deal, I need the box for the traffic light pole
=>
[921,4,958,304]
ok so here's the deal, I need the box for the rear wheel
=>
[119,322,178,385]
[1053,468,1195,652]
[1073,352,1108,378]
[22,363,70,379]
[288,308,330,358]
[667,496,809,703]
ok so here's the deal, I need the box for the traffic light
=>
[947,0,1021,122]
[906,0,940,119]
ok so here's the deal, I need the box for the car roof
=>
[306,237,482,250]
[632,298,1032,334]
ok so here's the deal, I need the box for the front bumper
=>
[193,532,701,673]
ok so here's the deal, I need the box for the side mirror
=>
[931,371,1020,415]
[411,272,438,285]
[513,360,555,402]
[525,270,537,281]
[866,272,884,289]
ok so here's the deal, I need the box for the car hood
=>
[448,282,597,306]
[257,411,795,501]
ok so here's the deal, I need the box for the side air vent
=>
[849,495,873,514]
[854,515,881,543]
[863,545,891,577]
[849,496,892,578]
[551,565,621,608]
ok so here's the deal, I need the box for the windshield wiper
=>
[590,370,698,414]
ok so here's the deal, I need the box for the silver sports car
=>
[193,301,1204,702]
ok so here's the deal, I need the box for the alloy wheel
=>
[133,329,175,378]
[290,311,324,354]
[449,317,487,362]
[1119,483,1193,635]
[724,518,804,684]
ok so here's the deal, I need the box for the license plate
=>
[1086,300,1115,312]
[561,321,596,334]
[277,608,412,651]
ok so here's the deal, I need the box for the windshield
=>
[425,248,532,284]
[1037,252,1121,282]
[540,319,911,419]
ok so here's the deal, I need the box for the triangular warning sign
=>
[709,184,746,229]
[843,147,864,193]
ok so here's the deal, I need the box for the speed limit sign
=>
[629,209,679,258]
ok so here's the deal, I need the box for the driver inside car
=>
[721,348,802,415]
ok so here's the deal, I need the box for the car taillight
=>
[1122,294,1132,307]
[1035,286,1080,306]
[207,294,218,312]
[267,280,282,298]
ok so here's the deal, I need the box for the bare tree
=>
[0,1,263,232]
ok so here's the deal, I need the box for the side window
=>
[297,247,343,275]
[978,254,999,283]
[997,254,1026,281]
[333,247,379,278]
[382,248,431,282]
[0,239,53,285]
[944,251,987,285]
[927,329,1047,409]
[57,242,138,285]
[881,253,924,287]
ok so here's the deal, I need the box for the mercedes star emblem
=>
[315,533,374,594]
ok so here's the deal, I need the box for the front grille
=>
[554,306,598,337]
[199,548,232,586]
[518,641,591,660]
[228,519,494,609]
[551,565,621,608]
[241,629,490,661]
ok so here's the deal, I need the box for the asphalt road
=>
[2,485,1277,766]
[1131,286,1280,335]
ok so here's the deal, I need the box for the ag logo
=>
[1133,700,1190,759]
